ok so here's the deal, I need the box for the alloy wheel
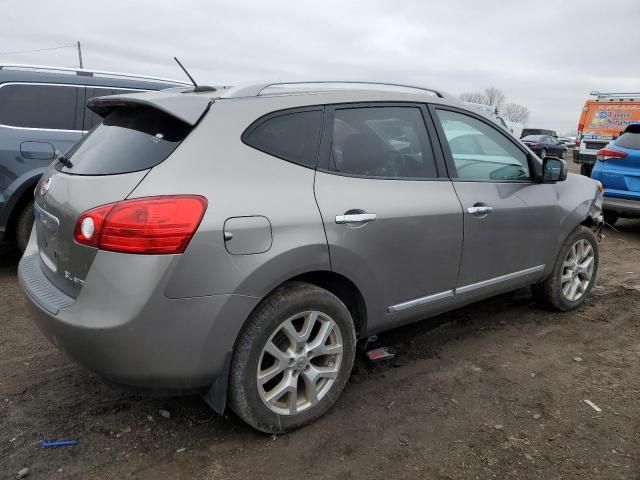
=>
[257,311,344,416]
[561,239,595,302]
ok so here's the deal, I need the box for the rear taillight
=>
[74,195,207,254]
[575,137,580,147]
[596,148,628,161]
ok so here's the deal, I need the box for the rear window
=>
[58,105,191,175]
[0,84,79,130]
[243,110,323,168]
[522,135,545,141]
[615,132,640,150]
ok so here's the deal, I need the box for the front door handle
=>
[335,213,377,224]
[466,205,493,216]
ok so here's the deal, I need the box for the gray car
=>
[18,82,604,433]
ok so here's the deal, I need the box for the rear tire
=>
[580,164,593,177]
[15,200,34,253]
[532,226,598,311]
[229,281,356,433]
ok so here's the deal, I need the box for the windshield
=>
[57,105,192,175]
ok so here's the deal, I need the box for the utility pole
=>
[77,41,83,69]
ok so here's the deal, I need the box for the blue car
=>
[591,123,640,225]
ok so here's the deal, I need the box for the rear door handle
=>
[466,206,493,216]
[335,213,377,224]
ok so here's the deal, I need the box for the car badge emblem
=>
[40,177,52,196]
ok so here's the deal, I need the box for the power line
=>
[0,44,77,56]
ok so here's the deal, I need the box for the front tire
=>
[532,226,598,311]
[229,281,356,433]
[15,200,34,253]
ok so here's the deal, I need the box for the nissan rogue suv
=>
[19,81,604,433]
[0,64,190,252]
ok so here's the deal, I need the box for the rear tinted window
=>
[615,132,640,150]
[0,84,78,130]
[522,135,545,141]
[244,110,322,168]
[59,105,191,175]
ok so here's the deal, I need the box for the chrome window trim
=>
[387,289,454,313]
[0,82,148,132]
[387,264,545,313]
[455,265,545,295]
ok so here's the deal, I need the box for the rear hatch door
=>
[34,91,211,297]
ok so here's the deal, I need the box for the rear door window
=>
[0,84,79,130]
[328,106,437,179]
[243,109,323,168]
[59,105,191,175]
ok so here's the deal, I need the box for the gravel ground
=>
[1,181,640,479]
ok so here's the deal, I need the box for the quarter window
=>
[244,110,323,168]
[329,106,436,179]
[0,84,78,130]
[436,109,530,181]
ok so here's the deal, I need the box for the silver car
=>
[18,82,604,433]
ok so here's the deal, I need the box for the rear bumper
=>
[603,196,640,217]
[18,252,259,391]
[573,151,596,165]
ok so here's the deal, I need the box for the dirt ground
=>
[2,170,640,479]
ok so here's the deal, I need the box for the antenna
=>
[174,57,198,88]
[172,57,216,92]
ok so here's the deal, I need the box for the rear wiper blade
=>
[56,153,73,169]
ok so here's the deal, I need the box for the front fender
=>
[549,173,602,270]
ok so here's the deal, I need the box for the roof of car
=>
[0,64,191,90]
[87,82,464,125]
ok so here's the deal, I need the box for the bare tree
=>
[483,87,506,113]
[459,91,488,104]
[502,103,530,123]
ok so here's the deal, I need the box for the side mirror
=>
[543,157,568,182]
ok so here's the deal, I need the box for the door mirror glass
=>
[543,157,568,182]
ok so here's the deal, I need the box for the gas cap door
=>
[20,141,55,160]
[223,216,272,255]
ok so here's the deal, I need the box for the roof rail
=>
[590,91,640,99]
[0,64,192,86]
[220,81,449,99]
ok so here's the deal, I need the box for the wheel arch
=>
[2,169,44,241]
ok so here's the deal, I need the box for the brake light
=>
[74,195,208,254]
[596,148,628,161]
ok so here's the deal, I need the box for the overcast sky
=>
[2,0,639,134]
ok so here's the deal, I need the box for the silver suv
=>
[19,82,604,433]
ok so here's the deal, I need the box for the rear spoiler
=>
[87,90,213,126]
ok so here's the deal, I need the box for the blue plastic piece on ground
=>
[41,439,78,448]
